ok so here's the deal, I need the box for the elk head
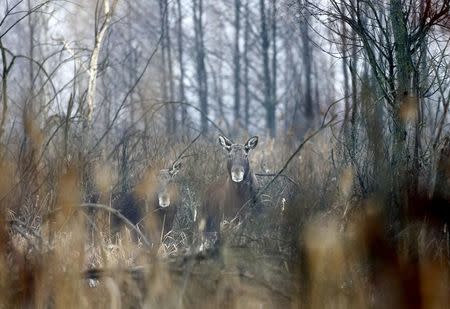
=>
[218,135,258,183]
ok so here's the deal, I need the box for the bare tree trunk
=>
[176,0,187,128]
[341,1,350,140]
[350,27,358,161]
[212,63,230,133]
[0,39,13,143]
[165,0,176,134]
[412,0,428,192]
[434,136,450,202]
[300,0,313,123]
[160,0,170,134]
[82,0,116,164]
[193,0,208,133]
[83,0,117,225]
[86,0,116,131]
[284,35,295,133]
[126,2,136,126]
[362,68,385,195]
[271,0,277,129]
[27,0,35,98]
[260,0,275,137]
[118,133,130,193]
[390,0,412,217]
[233,0,241,131]
[243,0,250,132]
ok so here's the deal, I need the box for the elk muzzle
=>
[231,166,245,183]
[158,192,171,208]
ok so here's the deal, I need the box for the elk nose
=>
[158,194,171,208]
[231,166,245,183]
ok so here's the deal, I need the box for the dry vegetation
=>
[1,113,449,308]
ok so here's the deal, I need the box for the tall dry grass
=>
[0,114,449,308]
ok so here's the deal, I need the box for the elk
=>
[198,135,259,248]
[111,160,182,243]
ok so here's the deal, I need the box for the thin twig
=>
[172,132,202,165]
[79,203,150,246]
[44,203,151,246]
[255,172,300,188]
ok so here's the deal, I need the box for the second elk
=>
[111,160,182,244]
[197,135,259,248]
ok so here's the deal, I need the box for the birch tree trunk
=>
[86,0,117,131]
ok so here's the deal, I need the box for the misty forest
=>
[0,0,449,307]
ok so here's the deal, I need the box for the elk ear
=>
[218,135,233,151]
[245,136,258,152]
[169,160,182,176]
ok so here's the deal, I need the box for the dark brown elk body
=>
[198,135,259,246]
[112,161,182,242]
